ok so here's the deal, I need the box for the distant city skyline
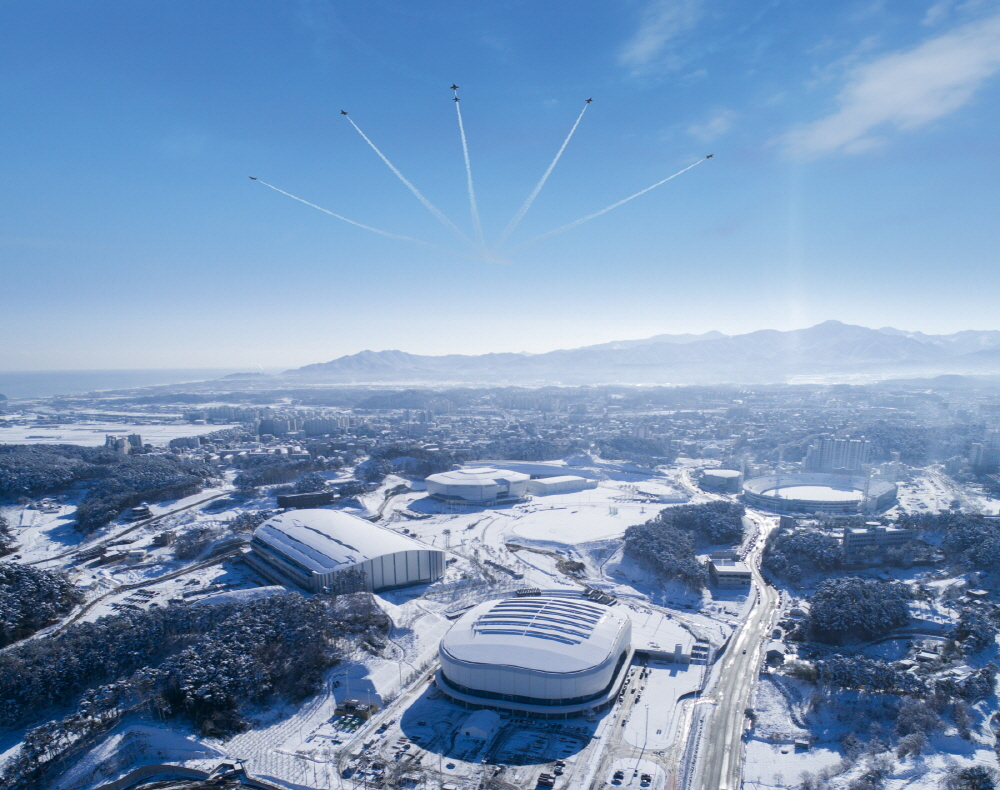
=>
[4,1,1000,370]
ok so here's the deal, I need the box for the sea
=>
[0,369,257,400]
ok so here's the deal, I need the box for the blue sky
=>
[3,0,1000,370]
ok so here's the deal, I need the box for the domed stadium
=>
[742,473,897,514]
[437,594,632,718]
[425,467,530,505]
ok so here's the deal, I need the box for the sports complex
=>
[742,472,897,514]
[437,594,633,718]
[245,509,446,593]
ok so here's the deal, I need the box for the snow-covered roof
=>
[703,469,741,478]
[426,467,530,485]
[711,559,751,574]
[530,475,589,485]
[254,509,434,575]
[461,709,500,733]
[441,596,630,674]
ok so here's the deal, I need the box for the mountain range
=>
[282,322,1000,385]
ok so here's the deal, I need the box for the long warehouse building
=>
[246,509,445,593]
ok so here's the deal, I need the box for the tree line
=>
[0,563,82,647]
[0,591,391,789]
[622,501,746,589]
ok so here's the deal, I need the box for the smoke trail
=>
[454,99,486,252]
[345,116,473,248]
[494,102,589,249]
[254,179,454,254]
[508,159,704,253]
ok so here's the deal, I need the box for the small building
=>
[276,491,335,509]
[699,469,742,493]
[123,503,152,521]
[335,699,377,720]
[842,524,917,559]
[460,709,500,740]
[709,558,752,588]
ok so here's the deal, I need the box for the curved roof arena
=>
[248,509,445,593]
[438,595,632,715]
[254,510,431,575]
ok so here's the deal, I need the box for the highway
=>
[691,512,779,790]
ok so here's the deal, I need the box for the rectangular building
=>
[709,558,752,588]
[842,524,916,559]
[805,437,871,474]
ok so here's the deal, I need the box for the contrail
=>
[494,101,590,249]
[344,115,474,248]
[253,179,455,254]
[454,97,486,252]
[508,159,704,253]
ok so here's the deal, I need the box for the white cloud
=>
[922,0,955,25]
[687,110,737,141]
[785,12,1000,156]
[619,0,703,73]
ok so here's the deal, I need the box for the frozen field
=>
[764,485,861,502]
[0,420,227,446]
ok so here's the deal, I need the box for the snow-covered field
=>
[0,419,227,446]
[6,458,999,790]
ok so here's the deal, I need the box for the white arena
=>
[425,467,530,505]
[246,509,445,593]
[742,473,897,514]
[437,594,632,718]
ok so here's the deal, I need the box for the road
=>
[51,546,247,635]
[691,512,779,790]
[26,490,231,567]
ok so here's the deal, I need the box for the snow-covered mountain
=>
[877,327,1000,356]
[284,321,1000,384]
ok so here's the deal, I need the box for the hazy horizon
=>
[4,318,1000,376]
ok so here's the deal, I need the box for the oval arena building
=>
[425,467,530,505]
[742,473,897,514]
[437,595,632,718]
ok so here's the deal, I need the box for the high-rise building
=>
[804,437,871,474]
[302,417,347,436]
[104,435,130,454]
[971,431,1000,473]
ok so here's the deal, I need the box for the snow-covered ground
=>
[621,664,702,751]
[0,418,228,446]
[3,485,234,568]
[745,669,1000,790]
[7,457,1000,790]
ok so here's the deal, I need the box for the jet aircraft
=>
[453,97,460,102]
[450,84,459,90]
[586,98,593,103]
[706,154,713,159]
[249,176,257,180]
[340,110,348,115]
